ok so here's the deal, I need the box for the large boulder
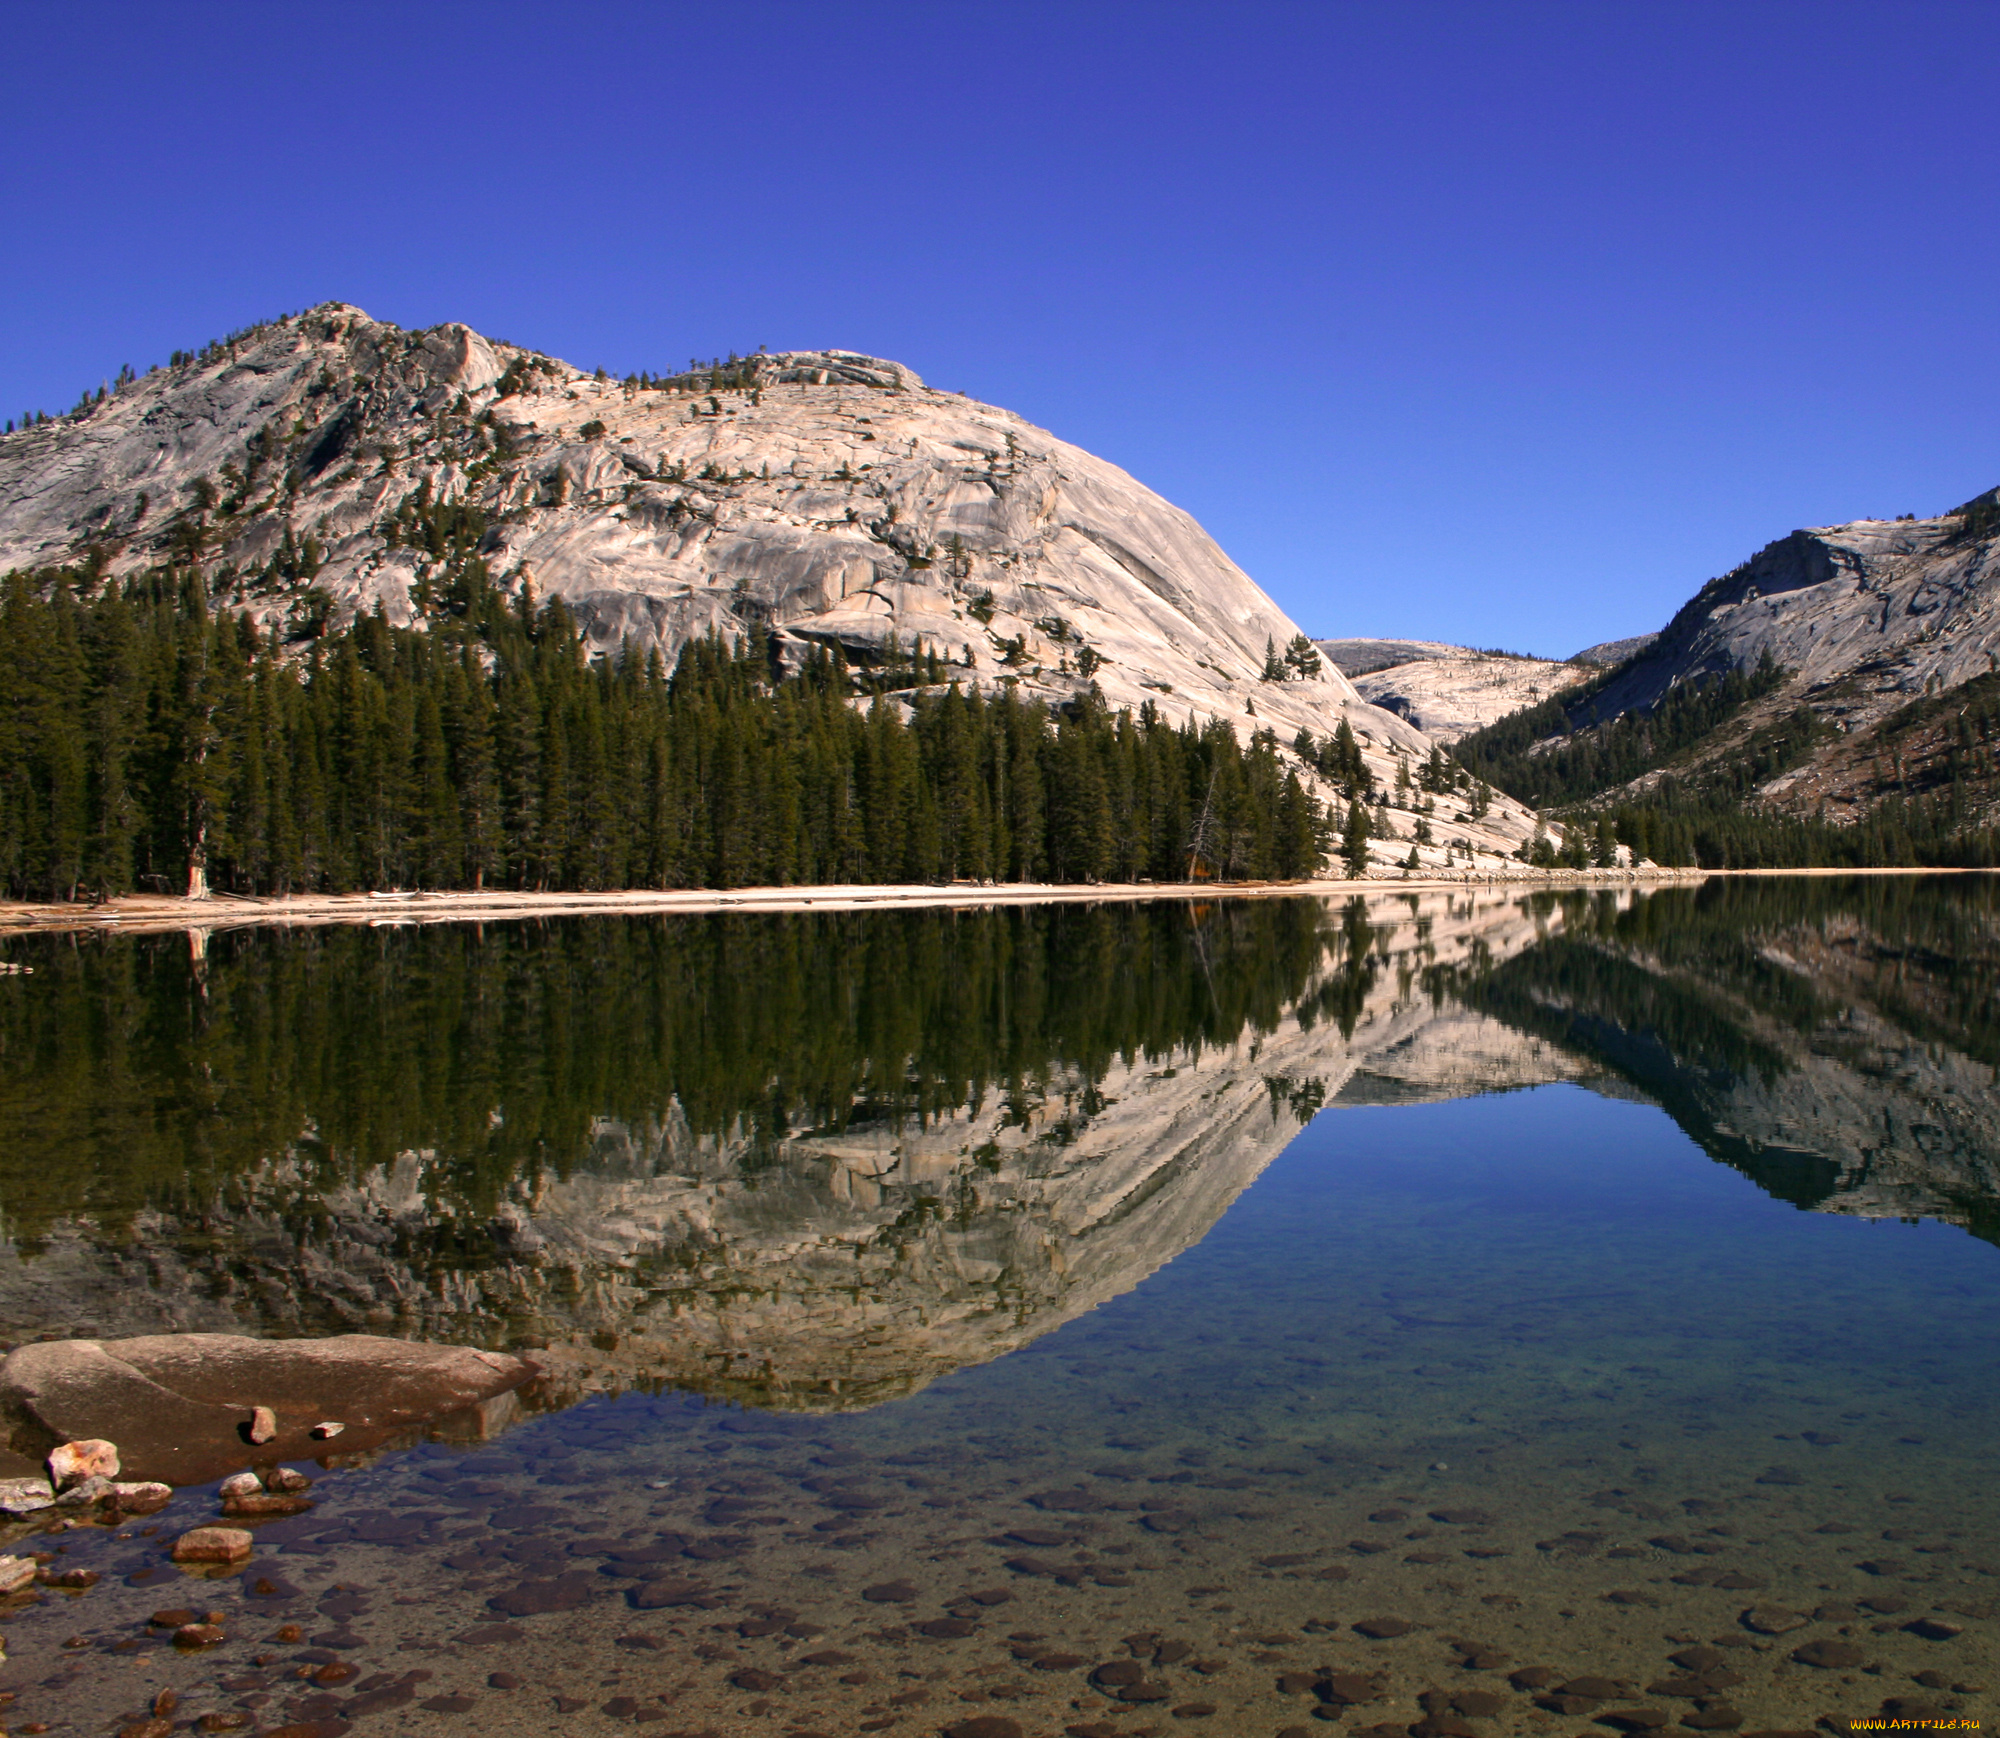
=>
[0,1333,537,1485]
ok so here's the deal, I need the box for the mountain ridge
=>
[1440,492,2000,860]
[0,303,1551,871]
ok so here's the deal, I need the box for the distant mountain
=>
[0,304,1549,869]
[1316,637,1588,743]
[1447,494,2000,861]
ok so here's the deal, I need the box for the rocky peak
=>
[0,304,1553,866]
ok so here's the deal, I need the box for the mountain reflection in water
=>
[0,875,1995,1413]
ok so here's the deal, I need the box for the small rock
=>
[173,1621,227,1649]
[54,1473,114,1508]
[1320,1673,1384,1705]
[1116,1680,1171,1703]
[1353,1617,1413,1639]
[1904,1618,1964,1642]
[243,1407,278,1446]
[170,1526,254,1565]
[49,1438,120,1489]
[942,1719,1025,1738]
[43,1568,99,1589]
[311,1421,345,1439]
[111,1481,173,1516]
[1741,1606,1807,1635]
[221,1492,313,1518]
[487,1572,593,1616]
[262,1466,313,1493]
[862,1578,920,1603]
[1598,1712,1669,1733]
[0,1476,54,1518]
[218,1472,263,1501]
[1791,1639,1865,1669]
[0,1556,38,1593]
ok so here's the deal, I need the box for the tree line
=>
[0,561,1333,901]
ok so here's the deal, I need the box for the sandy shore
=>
[0,870,1678,938]
[0,864,1988,938]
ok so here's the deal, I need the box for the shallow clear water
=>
[0,878,1995,1737]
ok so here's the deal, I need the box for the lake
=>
[0,876,1994,1737]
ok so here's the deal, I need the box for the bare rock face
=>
[1571,631,1658,667]
[1317,639,1591,742]
[1565,497,2000,814]
[0,1333,537,1485]
[0,305,1547,868]
[1593,506,2000,717]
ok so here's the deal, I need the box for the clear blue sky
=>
[4,0,1997,656]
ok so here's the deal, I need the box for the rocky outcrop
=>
[0,1334,536,1485]
[1572,631,1658,667]
[1587,503,2000,725]
[1550,496,2000,819]
[1317,638,1590,741]
[0,306,1548,866]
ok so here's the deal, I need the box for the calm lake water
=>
[0,876,1995,1738]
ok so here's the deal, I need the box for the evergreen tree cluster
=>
[1596,781,2000,871]
[0,563,1331,901]
[1451,653,1789,810]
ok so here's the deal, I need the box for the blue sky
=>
[4,0,1996,656]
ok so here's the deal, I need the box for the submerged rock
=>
[169,1527,252,1564]
[0,1333,537,1486]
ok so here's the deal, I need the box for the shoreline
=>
[0,864,1989,938]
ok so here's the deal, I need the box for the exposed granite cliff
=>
[1317,638,1590,742]
[1558,496,2000,821]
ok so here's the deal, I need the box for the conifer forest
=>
[0,565,1332,902]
